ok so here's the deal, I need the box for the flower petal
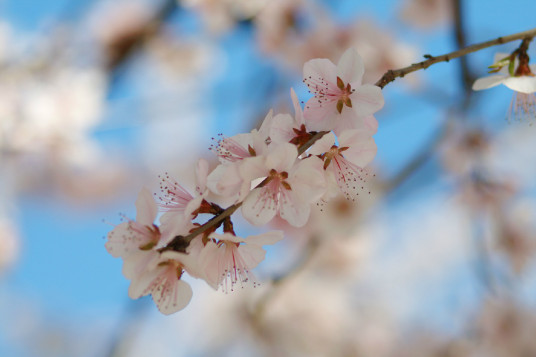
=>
[135,188,157,226]
[270,113,296,145]
[503,76,536,94]
[303,96,338,132]
[303,58,338,95]
[472,74,506,91]
[290,88,304,125]
[338,129,377,167]
[265,143,297,172]
[245,231,284,246]
[153,278,193,315]
[351,84,384,117]
[337,48,365,85]
[308,132,336,156]
[242,187,278,226]
[279,189,310,227]
[195,159,209,194]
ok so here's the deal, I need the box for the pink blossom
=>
[210,111,271,164]
[106,188,161,259]
[240,143,326,227]
[309,130,377,200]
[303,48,384,135]
[198,231,284,292]
[270,88,312,146]
[157,159,209,245]
[128,251,195,315]
[207,114,271,199]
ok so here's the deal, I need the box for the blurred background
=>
[1,0,536,356]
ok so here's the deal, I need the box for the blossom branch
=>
[161,131,331,251]
[375,27,536,89]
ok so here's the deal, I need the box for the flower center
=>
[268,169,292,190]
[336,77,354,113]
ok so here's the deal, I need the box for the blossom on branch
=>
[303,48,384,135]
[309,130,377,200]
[240,143,326,227]
[106,188,200,314]
[473,52,536,122]
[198,231,284,292]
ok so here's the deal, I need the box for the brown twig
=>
[375,27,536,89]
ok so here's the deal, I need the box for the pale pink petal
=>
[290,157,326,204]
[152,275,193,315]
[258,109,274,139]
[245,231,284,246]
[207,164,243,197]
[105,222,134,258]
[270,113,296,144]
[350,84,384,117]
[242,186,278,226]
[135,188,157,226]
[303,58,338,95]
[331,156,369,200]
[279,189,310,227]
[197,241,223,289]
[338,129,378,167]
[290,88,304,125]
[122,250,158,280]
[363,115,379,134]
[239,156,268,183]
[184,195,204,219]
[265,143,297,172]
[308,132,336,156]
[503,76,536,94]
[472,74,507,91]
[162,250,202,280]
[128,262,163,299]
[195,159,209,194]
[235,244,266,270]
[210,232,245,244]
[159,211,187,245]
[303,95,337,132]
[337,48,365,85]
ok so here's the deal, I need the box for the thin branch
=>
[163,131,330,250]
[375,27,536,89]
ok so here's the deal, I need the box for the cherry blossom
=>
[270,88,313,147]
[473,52,536,122]
[240,143,326,227]
[207,112,271,199]
[128,251,196,315]
[106,188,161,259]
[309,130,377,200]
[157,159,210,244]
[198,231,284,292]
[302,47,384,135]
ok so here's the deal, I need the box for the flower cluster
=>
[106,48,384,314]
